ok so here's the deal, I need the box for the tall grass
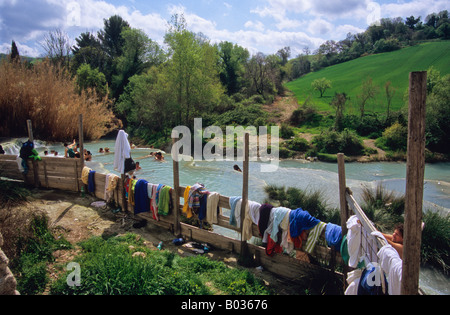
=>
[0,59,120,140]
[50,234,270,295]
[264,185,340,224]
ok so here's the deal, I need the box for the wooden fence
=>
[0,152,343,284]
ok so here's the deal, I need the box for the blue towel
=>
[325,223,343,251]
[134,179,150,215]
[88,170,96,193]
[198,194,208,221]
[229,196,242,226]
[289,208,320,238]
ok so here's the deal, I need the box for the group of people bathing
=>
[62,139,109,161]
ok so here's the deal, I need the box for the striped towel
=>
[305,221,327,253]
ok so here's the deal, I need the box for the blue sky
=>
[0,0,448,57]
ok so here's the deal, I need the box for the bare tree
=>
[41,29,72,68]
[357,77,379,118]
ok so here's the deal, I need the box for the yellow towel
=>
[182,186,193,218]
[81,167,91,185]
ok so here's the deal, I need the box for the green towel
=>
[158,185,172,216]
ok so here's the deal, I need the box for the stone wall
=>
[0,233,20,295]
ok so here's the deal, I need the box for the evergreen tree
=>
[10,40,20,62]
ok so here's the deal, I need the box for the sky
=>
[0,0,449,58]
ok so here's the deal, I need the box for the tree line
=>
[288,10,450,80]
[19,14,289,145]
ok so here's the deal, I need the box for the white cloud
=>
[244,20,265,32]
[381,0,449,20]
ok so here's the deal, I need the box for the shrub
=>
[381,122,407,151]
[312,129,364,156]
[285,137,310,152]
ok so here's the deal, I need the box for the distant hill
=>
[285,40,450,114]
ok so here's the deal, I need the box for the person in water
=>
[382,223,404,259]
[155,152,164,161]
[233,164,242,172]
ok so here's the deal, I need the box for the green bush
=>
[381,122,407,151]
[312,129,364,156]
[285,137,310,152]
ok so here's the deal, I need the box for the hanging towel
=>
[248,201,262,225]
[269,207,291,243]
[128,179,137,207]
[357,262,388,295]
[229,196,242,226]
[258,204,273,237]
[134,179,150,215]
[113,130,131,174]
[305,221,327,253]
[198,193,208,220]
[206,192,220,224]
[347,215,362,268]
[149,183,159,221]
[289,208,320,239]
[378,244,402,295]
[242,201,262,241]
[182,186,193,218]
[104,174,111,201]
[345,269,362,295]
[88,170,96,193]
[325,223,343,251]
[158,185,172,216]
[81,166,91,185]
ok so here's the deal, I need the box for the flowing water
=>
[2,138,449,294]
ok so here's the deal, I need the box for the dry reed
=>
[0,59,120,141]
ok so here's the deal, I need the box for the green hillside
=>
[285,41,450,114]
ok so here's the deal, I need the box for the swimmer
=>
[233,164,242,172]
[154,152,164,161]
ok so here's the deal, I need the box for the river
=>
[1,138,449,294]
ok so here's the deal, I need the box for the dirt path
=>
[263,90,299,124]
[22,188,307,295]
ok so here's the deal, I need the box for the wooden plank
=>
[346,192,387,248]
[172,136,181,236]
[0,155,20,162]
[402,71,427,295]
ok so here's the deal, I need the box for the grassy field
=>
[285,40,450,115]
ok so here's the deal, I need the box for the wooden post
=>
[337,152,349,288]
[337,153,349,235]
[239,132,251,265]
[402,71,427,295]
[27,120,40,188]
[77,114,84,192]
[78,114,84,170]
[172,136,181,236]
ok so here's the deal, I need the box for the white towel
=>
[113,130,131,174]
[346,215,362,268]
[378,244,403,295]
[242,201,262,241]
[206,192,220,224]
